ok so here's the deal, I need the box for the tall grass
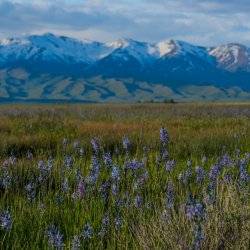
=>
[0,103,249,249]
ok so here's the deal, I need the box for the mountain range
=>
[0,33,250,102]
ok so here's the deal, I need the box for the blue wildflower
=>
[0,210,12,231]
[47,225,64,249]
[160,127,169,146]
[82,223,93,240]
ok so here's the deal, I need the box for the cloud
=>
[0,0,250,46]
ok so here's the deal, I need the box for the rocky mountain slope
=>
[0,33,250,102]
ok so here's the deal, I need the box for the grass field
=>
[0,103,249,249]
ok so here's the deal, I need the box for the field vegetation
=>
[0,103,249,249]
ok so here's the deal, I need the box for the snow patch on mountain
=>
[209,43,250,72]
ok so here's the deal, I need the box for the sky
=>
[0,0,250,46]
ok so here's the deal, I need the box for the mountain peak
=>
[209,43,249,72]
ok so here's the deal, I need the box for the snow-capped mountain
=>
[209,43,250,72]
[0,33,250,102]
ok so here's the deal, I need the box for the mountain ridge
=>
[0,33,250,102]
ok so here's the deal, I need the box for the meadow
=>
[0,103,249,249]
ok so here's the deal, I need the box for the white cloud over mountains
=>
[0,0,250,46]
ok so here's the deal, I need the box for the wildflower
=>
[161,149,169,161]
[134,195,143,208]
[91,138,100,155]
[111,183,119,196]
[160,127,169,146]
[219,154,233,168]
[185,198,206,221]
[122,136,131,152]
[82,223,93,240]
[195,166,206,184]
[1,169,12,189]
[0,210,12,231]
[111,166,120,181]
[208,164,220,182]
[193,224,205,250]
[114,216,123,231]
[126,159,144,171]
[87,156,100,184]
[239,161,249,186]
[71,235,81,250]
[64,155,73,169]
[72,179,85,200]
[55,194,64,206]
[166,181,174,209]
[223,173,232,184]
[98,214,110,237]
[165,160,176,172]
[103,152,112,167]
[47,225,64,249]
[25,182,36,201]
[61,178,69,193]
[99,181,111,201]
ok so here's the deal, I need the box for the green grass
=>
[0,103,249,249]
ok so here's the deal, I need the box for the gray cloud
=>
[0,0,250,46]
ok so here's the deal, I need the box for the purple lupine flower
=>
[239,162,249,186]
[75,169,83,183]
[99,181,111,201]
[165,160,176,172]
[98,214,110,237]
[71,235,81,250]
[219,154,233,168]
[223,173,232,184]
[193,224,205,250]
[64,155,73,169]
[134,195,143,208]
[179,167,192,185]
[161,149,169,162]
[1,169,12,189]
[122,136,131,152]
[136,170,149,188]
[87,156,100,184]
[195,166,206,184]
[25,182,36,201]
[72,179,85,200]
[166,181,174,209]
[126,159,144,171]
[208,164,220,181]
[91,138,100,155]
[111,166,120,181]
[205,180,216,205]
[185,199,206,221]
[0,210,12,230]
[114,216,123,231]
[103,152,112,167]
[47,225,64,249]
[82,223,93,240]
[61,178,69,193]
[111,183,119,196]
[160,127,169,145]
